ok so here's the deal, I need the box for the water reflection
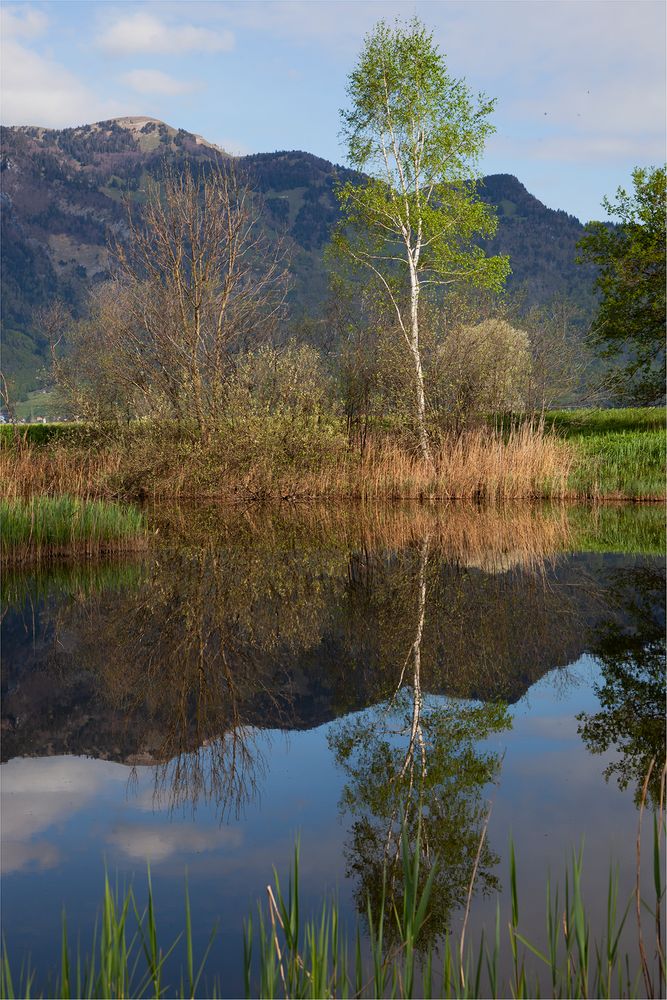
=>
[330,536,510,945]
[2,504,664,831]
[578,562,666,806]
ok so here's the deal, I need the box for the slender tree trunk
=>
[408,266,433,466]
[402,534,429,780]
[392,534,430,864]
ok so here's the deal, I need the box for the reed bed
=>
[297,424,573,502]
[1,496,146,564]
[2,811,664,999]
[0,442,124,501]
[0,424,575,503]
[2,412,663,502]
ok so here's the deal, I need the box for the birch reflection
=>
[330,537,511,946]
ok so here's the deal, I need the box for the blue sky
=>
[1,1,665,222]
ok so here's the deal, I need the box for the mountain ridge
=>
[0,117,598,399]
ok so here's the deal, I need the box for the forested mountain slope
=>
[1,117,597,398]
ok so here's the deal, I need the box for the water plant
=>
[0,496,145,563]
[2,784,664,999]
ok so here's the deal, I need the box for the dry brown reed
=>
[0,423,573,503]
[0,441,124,501]
[287,424,573,502]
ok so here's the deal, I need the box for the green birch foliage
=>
[333,18,510,295]
[577,166,666,404]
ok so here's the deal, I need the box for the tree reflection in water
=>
[4,503,662,840]
[578,562,666,807]
[330,535,511,947]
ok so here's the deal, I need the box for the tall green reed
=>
[2,773,664,999]
[1,496,145,563]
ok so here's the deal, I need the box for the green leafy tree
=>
[333,18,510,462]
[577,166,666,404]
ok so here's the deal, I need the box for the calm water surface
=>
[2,504,664,996]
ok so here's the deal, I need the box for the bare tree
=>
[56,163,288,440]
[45,295,136,423]
[521,297,601,411]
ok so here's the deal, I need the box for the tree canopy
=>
[577,166,666,404]
[333,17,509,460]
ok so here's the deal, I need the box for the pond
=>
[1,503,665,996]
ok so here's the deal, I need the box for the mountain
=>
[1,552,638,765]
[0,117,597,399]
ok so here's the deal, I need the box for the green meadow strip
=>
[545,407,665,501]
[568,429,666,500]
[545,408,666,437]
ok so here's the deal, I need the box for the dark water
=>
[1,504,665,996]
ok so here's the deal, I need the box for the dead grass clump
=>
[291,424,573,502]
[0,442,124,500]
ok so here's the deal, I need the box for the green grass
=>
[545,407,666,437]
[0,496,146,563]
[0,422,94,448]
[2,823,664,999]
[568,430,665,499]
[544,408,666,500]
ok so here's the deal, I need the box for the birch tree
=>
[334,18,510,462]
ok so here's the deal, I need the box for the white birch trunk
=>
[408,260,433,466]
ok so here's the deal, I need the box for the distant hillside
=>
[0,117,597,399]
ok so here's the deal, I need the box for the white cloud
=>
[532,135,666,165]
[122,68,200,96]
[0,757,127,873]
[1,840,60,876]
[98,12,234,56]
[106,823,242,863]
[213,0,665,171]
[0,4,48,40]
[488,130,665,168]
[0,39,121,127]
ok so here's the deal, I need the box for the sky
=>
[1,0,665,222]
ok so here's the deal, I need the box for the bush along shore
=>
[2,813,665,1000]
[0,496,146,564]
[0,408,664,504]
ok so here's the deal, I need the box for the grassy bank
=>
[2,822,664,1000]
[0,496,146,564]
[546,408,666,500]
[0,408,664,502]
